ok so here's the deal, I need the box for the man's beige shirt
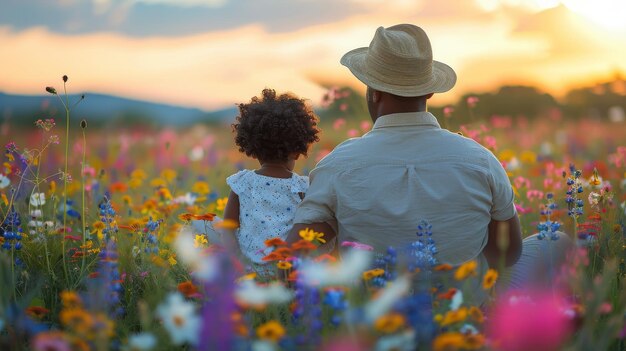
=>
[294,111,516,269]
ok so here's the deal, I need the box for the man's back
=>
[294,111,516,267]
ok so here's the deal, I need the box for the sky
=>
[1,0,626,110]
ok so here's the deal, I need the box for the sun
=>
[561,0,626,31]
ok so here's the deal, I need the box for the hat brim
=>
[340,47,457,97]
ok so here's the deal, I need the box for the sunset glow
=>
[1,0,625,110]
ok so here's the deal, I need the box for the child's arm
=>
[221,190,243,258]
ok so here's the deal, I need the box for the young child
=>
[223,88,320,276]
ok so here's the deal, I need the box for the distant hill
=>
[0,92,238,126]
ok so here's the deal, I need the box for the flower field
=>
[0,80,625,351]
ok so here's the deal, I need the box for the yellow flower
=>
[497,149,515,163]
[131,169,148,180]
[60,308,93,335]
[439,307,468,327]
[237,272,257,282]
[468,306,484,324]
[128,177,143,189]
[1,193,8,207]
[91,221,106,241]
[277,261,292,270]
[216,197,228,211]
[362,268,385,281]
[161,168,177,183]
[60,291,82,309]
[192,181,211,195]
[256,320,286,342]
[122,195,132,206]
[374,313,406,334]
[194,234,208,248]
[433,332,465,351]
[482,269,498,289]
[48,180,56,195]
[298,228,325,243]
[454,260,477,281]
[520,150,537,164]
[150,178,167,188]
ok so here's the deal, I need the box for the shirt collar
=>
[372,111,441,130]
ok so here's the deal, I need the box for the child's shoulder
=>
[226,169,255,194]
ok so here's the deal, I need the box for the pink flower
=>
[340,241,373,251]
[347,129,359,138]
[466,96,479,108]
[487,291,573,351]
[333,118,346,131]
[360,120,372,132]
[443,106,454,118]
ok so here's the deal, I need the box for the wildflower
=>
[161,168,177,183]
[60,308,94,334]
[156,293,201,346]
[291,239,317,252]
[341,241,374,251]
[466,96,479,108]
[433,332,465,351]
[177,281,200,298]
[127,332,157,351]
[277,261,292,270]
[374,330,416,351]
[193,213,216,221]
[454,260,477,281]
[463,333,485,350]
[299,228,325,243]
[213,218,238,229]
[440,307,468,327]
[362,268,385,281]
[468,306,484,323]
[194,234,208,248]
[273,247,292,258]
[235,280,293,307]
[364,276,410,322]
[0,173,9,189]
[30,192,46,207]
[300,249,373,287]
[109,182,128,193]
[434,263,453,271]
[191,181,210,195]
[60,290,82,309]
[482,269,498,289]
[256,320,285,342]
[262,252,283,262]
[374,313,406,334]
[32,331,70,351]
[45,86,57,95]
[216,197,228,211]
[265,237,287,247]
[25,306,50,319]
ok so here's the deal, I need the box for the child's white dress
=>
[226,169,308,273]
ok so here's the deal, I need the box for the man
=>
[287,24,570,302]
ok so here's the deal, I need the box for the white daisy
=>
[156,293,200,346]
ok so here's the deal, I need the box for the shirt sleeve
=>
[488,154,517,221]
[291,175,309,194]
[226,170,249,195]
[293,165,336,224]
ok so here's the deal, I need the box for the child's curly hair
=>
[232,88,320,162]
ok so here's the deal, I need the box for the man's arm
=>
[483,215,522,268]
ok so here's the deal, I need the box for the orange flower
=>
[273,247,292,258]
[178,213,194,222]
[262,252,283,262]
[482,269,498,289]
[434,263,453,271]
[193,213,216,221]
[109,182,128,193]
[265,237,287,247]
[463,333,485,349]
[291,239,317,252]
[454,260,478,281]
[177,281,199,298]
[25,306,50,319]
[433,332,465,351]
[437,288,458,300]
[468,306,484,323]
[362,268,385,281]
[214,219,239,229]
[256,320,285,342]
[374,313,406,334]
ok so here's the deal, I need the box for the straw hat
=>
[340,24,456,97]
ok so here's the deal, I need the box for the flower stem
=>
[61,81,70,284]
